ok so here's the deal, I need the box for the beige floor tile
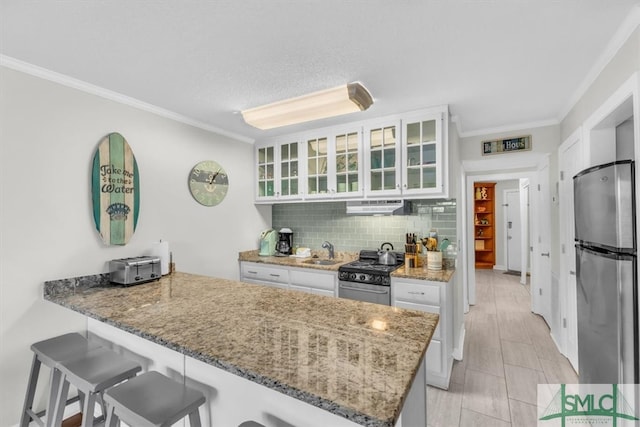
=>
[458,408,511,427]
[434,269,566,426]
[504,364,548,405]
[450,358,466,385]
[427,382,463,427]
[501,340,543,371]
[497,312,533,344]
[509,399,538,427]
[539,356,579,384]
[466,339,505,377]
[462,369,511,422]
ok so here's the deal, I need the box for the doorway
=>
[461,153,551,324]
[504,188,522,273]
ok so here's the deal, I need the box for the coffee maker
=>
[276,228,293,256]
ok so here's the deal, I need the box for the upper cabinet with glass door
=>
[401,110,446,197]
[255,140,302,203]
[364,118,402,197]
[303,126,363,200]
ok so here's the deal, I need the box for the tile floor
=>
[427,269,578,427]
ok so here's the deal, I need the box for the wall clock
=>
[188,160,229,206]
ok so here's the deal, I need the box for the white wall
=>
[561,27,640,141]
[0,67,271,426]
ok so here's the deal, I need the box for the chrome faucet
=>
[321,241,335,259]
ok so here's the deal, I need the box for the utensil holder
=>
[427,251,443,271]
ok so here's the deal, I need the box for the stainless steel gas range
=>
[338,250,404,306]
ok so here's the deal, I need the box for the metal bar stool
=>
[104,371,205,427]
[51,346,141,427]
[20,333,101,427]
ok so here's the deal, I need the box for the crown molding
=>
[0,55,255,144]
[557,5,640,123]
[456,117,559,139]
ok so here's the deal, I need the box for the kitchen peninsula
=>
[44,272,439,427]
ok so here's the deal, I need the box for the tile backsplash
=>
[272,199,457,253]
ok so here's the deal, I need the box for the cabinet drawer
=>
[241,263,289,284]
[290,270,336,291]
[393,300,441,341]
[425,339,443,375]
[393,281,440,305]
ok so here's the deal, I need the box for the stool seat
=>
[20,333,100,427]
[57,347,141,393]
[104,371,205,427]
[31,333,101,367]
[52,346,141,427]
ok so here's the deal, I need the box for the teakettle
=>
[377,242,396,265]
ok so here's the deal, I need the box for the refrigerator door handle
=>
[576,247,588,304]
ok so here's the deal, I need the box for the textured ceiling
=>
[1,0,639,142]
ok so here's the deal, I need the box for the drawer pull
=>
[247,271,258,274]
[408,291,425,295]
[270,274,280,277]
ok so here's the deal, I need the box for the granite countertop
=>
[239,249,359,271]
[391,266,455,282]
[44,272,438,427]
[240,249,455,282]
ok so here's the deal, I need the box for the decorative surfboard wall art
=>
[91,132,140,245]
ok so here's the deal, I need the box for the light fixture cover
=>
[241,82,373,130]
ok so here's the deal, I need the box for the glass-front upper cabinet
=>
[256,145,275,200]
[302,126,363,200]
[255,140,302,202]
[364,119,402,197]
[334,130,362,197]
[305,136,329,197]
[279,141,299,198]
[401,111,444,196]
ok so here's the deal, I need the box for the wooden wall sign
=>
[91,132,140,245]
[481,135,532,156]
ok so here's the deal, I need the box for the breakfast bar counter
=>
[44,272,438,427]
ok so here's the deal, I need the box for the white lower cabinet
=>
[240,261,337,296]
[289,268,336,297]
[391,276,453,390]
[240,262,289,289]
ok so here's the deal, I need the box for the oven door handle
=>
[339,284,389,294]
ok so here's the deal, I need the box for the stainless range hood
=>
[346,200,410,216]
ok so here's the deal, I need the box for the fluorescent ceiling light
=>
[241,82,373,130]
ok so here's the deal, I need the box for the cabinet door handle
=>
[270,273,280,277]
[247,271,258,274]
[541,252,550,257]
[569,270,576,275]
[408,291,425,295]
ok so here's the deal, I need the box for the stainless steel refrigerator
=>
[574,160,638,384]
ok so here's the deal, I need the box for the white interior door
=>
[534,162,552,325]
[559,131,583,371]
[505,189,522,272]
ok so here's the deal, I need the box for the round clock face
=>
[188,160,229,206]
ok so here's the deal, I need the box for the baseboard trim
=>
[452,325,465,360]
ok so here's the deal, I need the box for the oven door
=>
[338,281,391,306]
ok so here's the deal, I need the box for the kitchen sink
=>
[303,259,339,266]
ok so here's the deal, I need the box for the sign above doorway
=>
[481,135,532,156]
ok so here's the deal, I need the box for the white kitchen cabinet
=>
[255,139,302,203]
[401,110,446,197]
[363,117,403,197]
[254,106,449,203]
[239,262,338,296]
[302,125,364,200]
[289,268,337,297]
[391,275,453,389]
[240,262,290,289]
